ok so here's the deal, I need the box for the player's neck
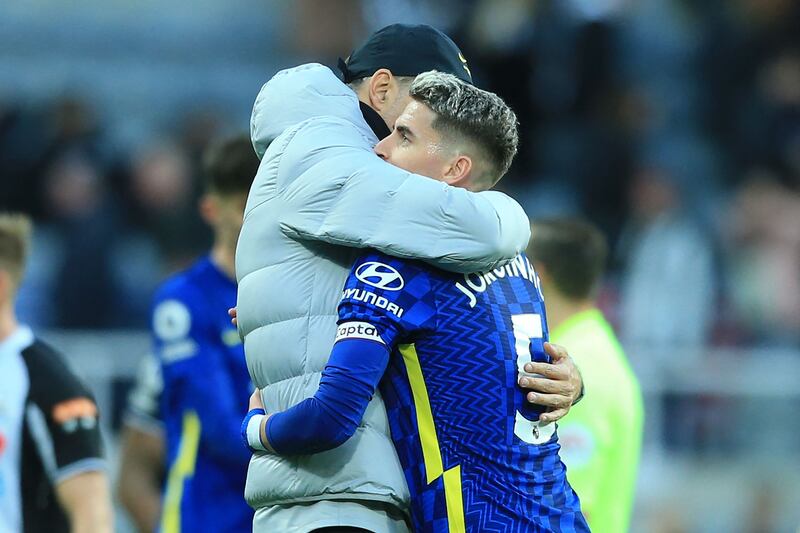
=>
[545,293,595,333]
[210,243,237,282]
[0,300,19,343]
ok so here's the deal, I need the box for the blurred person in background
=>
[0,96,104,219]
[41,151,120,329]
[116,353,164,532]
[721,45,800,345]
[0,213,113,533]
[528,218,643,533]
[117,135,259,533]
[126,141,208,272]
[725,172,800,344]
[238,23,583,533]
[290,0,365,64]
[0,97,167,330]
[451,0,633,245]
[618,136,717,352]
[616,140,717,454]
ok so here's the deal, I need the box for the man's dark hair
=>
[527,218,608,300]
[202,134,260,195]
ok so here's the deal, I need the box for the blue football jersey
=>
[338,252,587,533]
[151,256,253,533]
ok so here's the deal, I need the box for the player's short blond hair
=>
[0,213,32,287]
[409,71,519,188]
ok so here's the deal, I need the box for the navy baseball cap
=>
[338,23,473,85]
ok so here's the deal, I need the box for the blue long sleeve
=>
[266,338,390,454]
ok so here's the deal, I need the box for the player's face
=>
[218,193,247,237]
[374,100,453,181]
[201,192,247,248]
[0,269,14,304]
[380,90,413,133]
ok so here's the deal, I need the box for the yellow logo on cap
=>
[458,52,472,78]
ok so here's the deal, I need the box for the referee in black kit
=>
[0,213,113,533]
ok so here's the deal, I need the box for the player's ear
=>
[367,69,393,111]
[0,270,11,302]
[442,154,473,189]
[198,194,219,225]
[532,261,551,284]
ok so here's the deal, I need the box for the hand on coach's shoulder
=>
[517,342,583,424]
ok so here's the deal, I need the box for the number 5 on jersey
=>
[511,313,555,445]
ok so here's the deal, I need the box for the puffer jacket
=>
[236,63,530,520]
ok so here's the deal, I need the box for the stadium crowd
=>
[2,0,798,347]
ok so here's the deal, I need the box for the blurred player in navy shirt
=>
[118,135,259,532]
[243,73,587,532]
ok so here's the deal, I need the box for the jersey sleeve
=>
[151,285,251,468]
[22,341,104,484]
[264,338,391,454]
[263,253,438,454]
[337,251,439,347]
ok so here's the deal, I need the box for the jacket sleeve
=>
[277,117,530,273]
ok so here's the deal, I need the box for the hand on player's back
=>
[249,388,264,411]
[518,342,583,424]
[229,307,237,326]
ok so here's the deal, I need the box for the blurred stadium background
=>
[1,0,799,531]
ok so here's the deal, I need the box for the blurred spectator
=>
[699,0,800,171]
[362,0,458,33]
[0,0,795,349]
[176,110,225,163]
[725,172,800,344]
[618,136,718,350]
[126,141,209,272]
[0,96,104,218]
[454,0,633,243]
[0,102,40,215]
[38,151,121,329]
[750,50,800,176]
[289,0,365,63]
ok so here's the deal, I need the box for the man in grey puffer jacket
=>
[236,24,584,532]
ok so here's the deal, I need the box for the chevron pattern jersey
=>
[338,252,588,533]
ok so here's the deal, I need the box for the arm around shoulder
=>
[278,119,530,272]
